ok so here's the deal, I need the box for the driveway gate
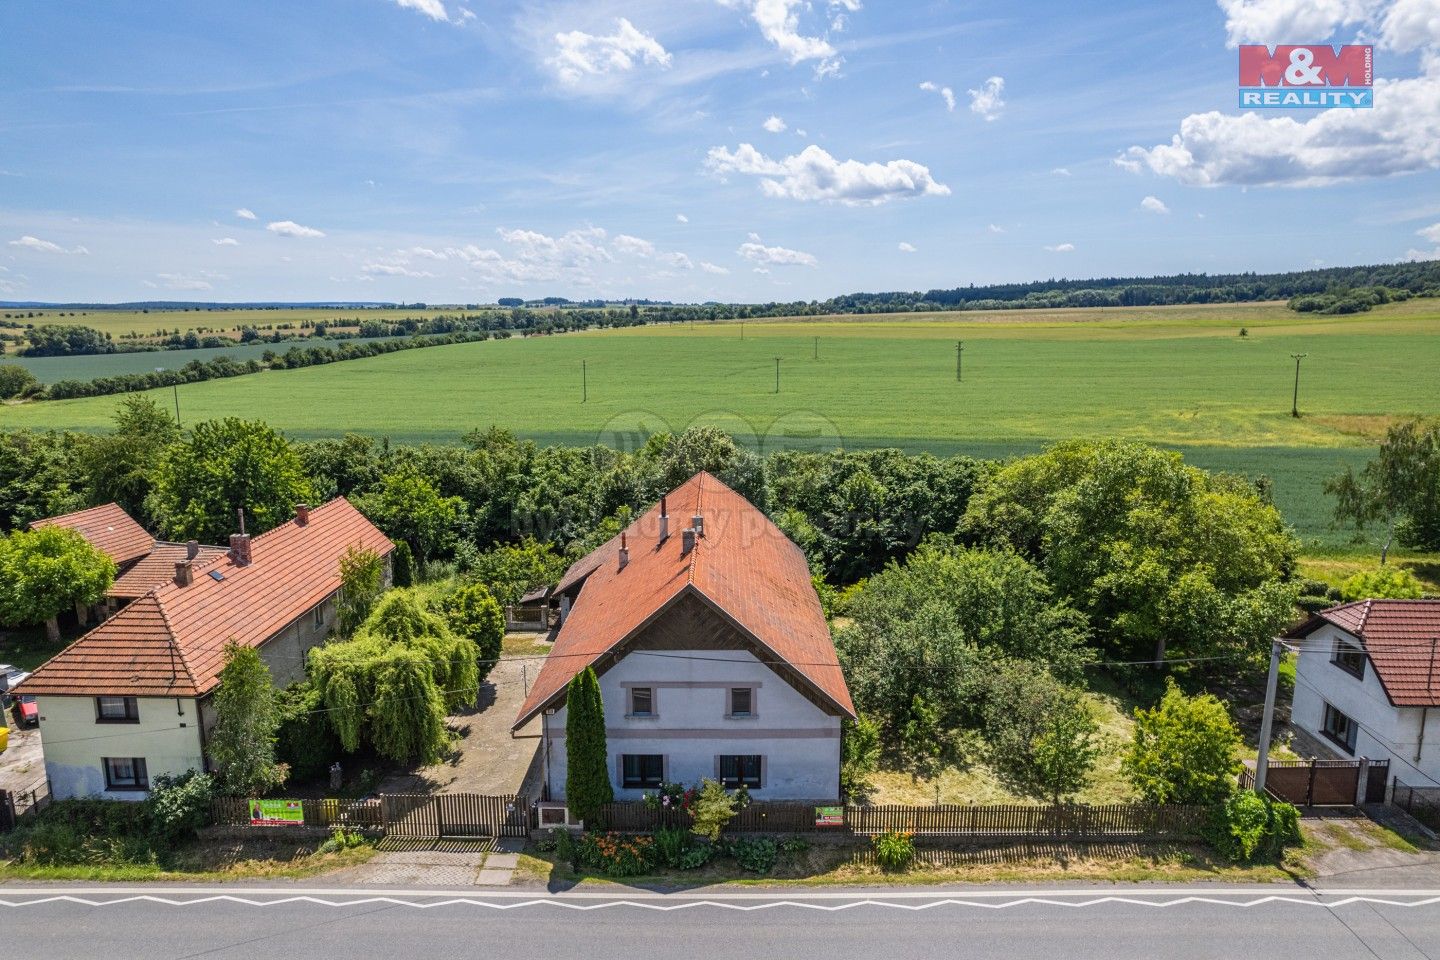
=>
[381,793,529,839]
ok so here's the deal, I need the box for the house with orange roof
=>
[17,499,392,800]
[513,471,855,803]
[30,502,228,615]
[1286,599,1440,787]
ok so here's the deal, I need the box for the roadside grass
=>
[0,839,376,883]
[7,300,1439,545]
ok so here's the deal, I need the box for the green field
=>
[0,306,463,340]
[4,336,405,383]
[4,299,1438,546]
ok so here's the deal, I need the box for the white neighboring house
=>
[512,471,856,803]
[1287,599,1440,788]
[16,499,392,800]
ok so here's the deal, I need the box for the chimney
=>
[295,503,310,526]
[185,540,199,560]
[682,527,696,554]
[618,532,629,570]
[692,512,704,537]
[229,533,252,566]
[658,496,669,541]
[174,560,193,587]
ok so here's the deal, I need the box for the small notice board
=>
[814,806,844,827]
[249,799,304,826]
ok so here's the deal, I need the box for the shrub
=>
[689,778,738,842]
[1207,791,1302,863]
[841,714,882,799]
[676,843,714,870]
[318,827,368,854]
[1340,567,1425,601]
[145,771,215,846]
[873,830,916,871]
[441,581,505,683]
[652,826,692,868]
[730,836,779,874]
[275,681,342,782]
[582,833,654,877]
[1123,679,1242,805]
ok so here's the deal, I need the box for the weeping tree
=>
[337,546,384,637]
[566,667,612,825]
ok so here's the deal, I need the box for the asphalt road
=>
[5,886,1440,959]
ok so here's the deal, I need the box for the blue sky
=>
[2,0,1438,303]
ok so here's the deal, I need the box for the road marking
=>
[3,892,1440,912]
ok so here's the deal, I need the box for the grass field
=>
[3,299,1438,546]
[0,306,464,339]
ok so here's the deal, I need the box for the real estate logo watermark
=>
[1238,45,1373,109]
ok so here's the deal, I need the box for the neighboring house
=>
[1287,599,1440,787]
[30,502,227,611]
[16,499,393,800]
[512,471,855,803]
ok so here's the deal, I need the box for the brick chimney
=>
[692,512,704,537]
[658,496,669,541]
[682,527,696,554]
[174,560,194,587]
[229,533,252,566]
[618,532,629,570]
[185,540,199,560]
[295,503,310,526]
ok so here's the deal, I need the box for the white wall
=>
[1292,622,1440,786]
[544,649,842,802]
[35,695,205,800]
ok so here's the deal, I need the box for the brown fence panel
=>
[383,793,438,838]
[1392,779,1440,831]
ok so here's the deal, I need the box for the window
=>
[313,604,325,629]
[621,754,664,788]
[719,755,762,789]
[1331,639,1366,679]
[628,687,654,717]
[728,687,753,717]
[95,696,139,723]
[1322,703,1358,753]
[103,757,149,791]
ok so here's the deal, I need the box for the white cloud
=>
[613,234,657,257]
[1051,167,1071,177]
[1044,242,1075,252]
[1419,221,1440,243]
[155,272,215,291]
[987,223,1005,234]
[235,207,256,220]
[662,251,695,270]
[699,261,731,274]
[393,0,451,23]
[676,213,690,223]
[446,226,613,285]
[706,143,950,206]
[919,81,956,112]
[362,262,436,278]
[1140,195,1171,214]
[721,0,845,75]
[968,76,1005,121]
[212,237,239,246]
[549,18,671,86]
[1117,73,1440,186]
[763,114,788,133]
[8,235,87,255]
[266,220,326,238]
[406,246,447,260]
[738,232,818,267]
[1381,0,1440,53]
[1216,0,1375,48]
[898,241,917,252]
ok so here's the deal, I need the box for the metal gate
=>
[381,793,528,839]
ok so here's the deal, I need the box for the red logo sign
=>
[1238,45,1373,87]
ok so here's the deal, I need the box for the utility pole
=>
[813,336,818,360]
[173,383,181,428]
[956,341,964,382]
[1290,353,1307,418]
[741,322,745,340]
[581,359,587,403]
[774,357,781,393]
[1254,637,1284,795]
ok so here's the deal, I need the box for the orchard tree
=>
[146,417,314,543]
[983,660,1099,804]
[209,642,287,797]
[1123,679,1242,805]
[565,667,612,826]
[0,526,115,641]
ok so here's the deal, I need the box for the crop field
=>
[4,299,1438,546]
[0,306,464,340]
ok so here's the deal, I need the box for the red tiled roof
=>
[513,471,854,729]
[108,542,228,600]
[18,498,393,698]
[31,503,154,567]
[1287,599,1440,707]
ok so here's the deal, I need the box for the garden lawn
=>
[6,299,1439,545]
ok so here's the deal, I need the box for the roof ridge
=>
[1357,598,1374,637]
[687,473,705,585]
[31,501,126,524]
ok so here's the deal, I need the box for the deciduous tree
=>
[0,526,114,641]
[209,642,287,797]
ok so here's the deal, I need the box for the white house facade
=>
[1287,600,1440,789]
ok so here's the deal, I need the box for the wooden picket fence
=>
[211,796,383,829]
[596,801,1207,839]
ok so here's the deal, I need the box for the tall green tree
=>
[1123,680,1242,805]
[441,581,505,683]
[352,467,465,564]
[0,364,38,399]
[209,642,288,797]
[80,395,180,519]
[1326,418,1440,560]
[146,417,314,543]
[0,526,114,641]
[565,666,612,825]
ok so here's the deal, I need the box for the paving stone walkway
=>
[349,838,525,886]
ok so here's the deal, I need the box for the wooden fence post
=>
[1306,759,1318,806]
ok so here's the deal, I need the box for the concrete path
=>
[342,838,526,886]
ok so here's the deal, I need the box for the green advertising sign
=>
[815,805,843,827]
[249,798,304,826]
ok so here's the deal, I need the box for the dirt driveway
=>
[377,651,544,798]
[0,720,45,798]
